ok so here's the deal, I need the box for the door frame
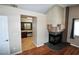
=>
[20,15,37,52]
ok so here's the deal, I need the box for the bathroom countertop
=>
[21,30,32,32]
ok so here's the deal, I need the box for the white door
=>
[0,16,10,55]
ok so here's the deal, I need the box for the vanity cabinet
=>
[21,30,32,38]
[21,32,27,38]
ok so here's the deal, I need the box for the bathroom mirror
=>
[21,22,32,30]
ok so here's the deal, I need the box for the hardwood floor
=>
[18,44,79,55]
[22,37,36,51]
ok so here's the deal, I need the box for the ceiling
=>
[5,4,74,14]
[17,4,53,14]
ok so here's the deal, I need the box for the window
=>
[70,18,79,39]
[74,19,79,37]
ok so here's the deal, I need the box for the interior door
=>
[0,16,10,55]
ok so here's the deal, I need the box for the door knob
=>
[6,40,8,41]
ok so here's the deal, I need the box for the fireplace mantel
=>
[47,24,65,32]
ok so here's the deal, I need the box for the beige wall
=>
[47,5,65,28]
[67,6,79,46]
[0,5,48,54]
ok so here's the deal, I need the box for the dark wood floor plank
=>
[18,45,79,55]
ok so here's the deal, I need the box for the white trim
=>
[36,44,44,47]
[32,41,37,47]
[11,51,22,55]
[11,43,44,55]
[70,44,79,48]
[32,41,44,47]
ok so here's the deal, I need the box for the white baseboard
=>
[11,43,44,55]
[36,44,44,47]
[32,41,37,47]
[32,41,44,47]
[11,51,22,55]
[70,44,79,48]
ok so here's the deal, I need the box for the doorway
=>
[20,15,36,52]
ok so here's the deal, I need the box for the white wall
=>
[67,6,79,46]
[47,5,65,27]
[37,16,48,46]
[0,5,48,54]
[21,18,32,22]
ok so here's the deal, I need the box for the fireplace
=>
[47,24,64,44]
[49,32,63,45]
[45,24,67,50]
